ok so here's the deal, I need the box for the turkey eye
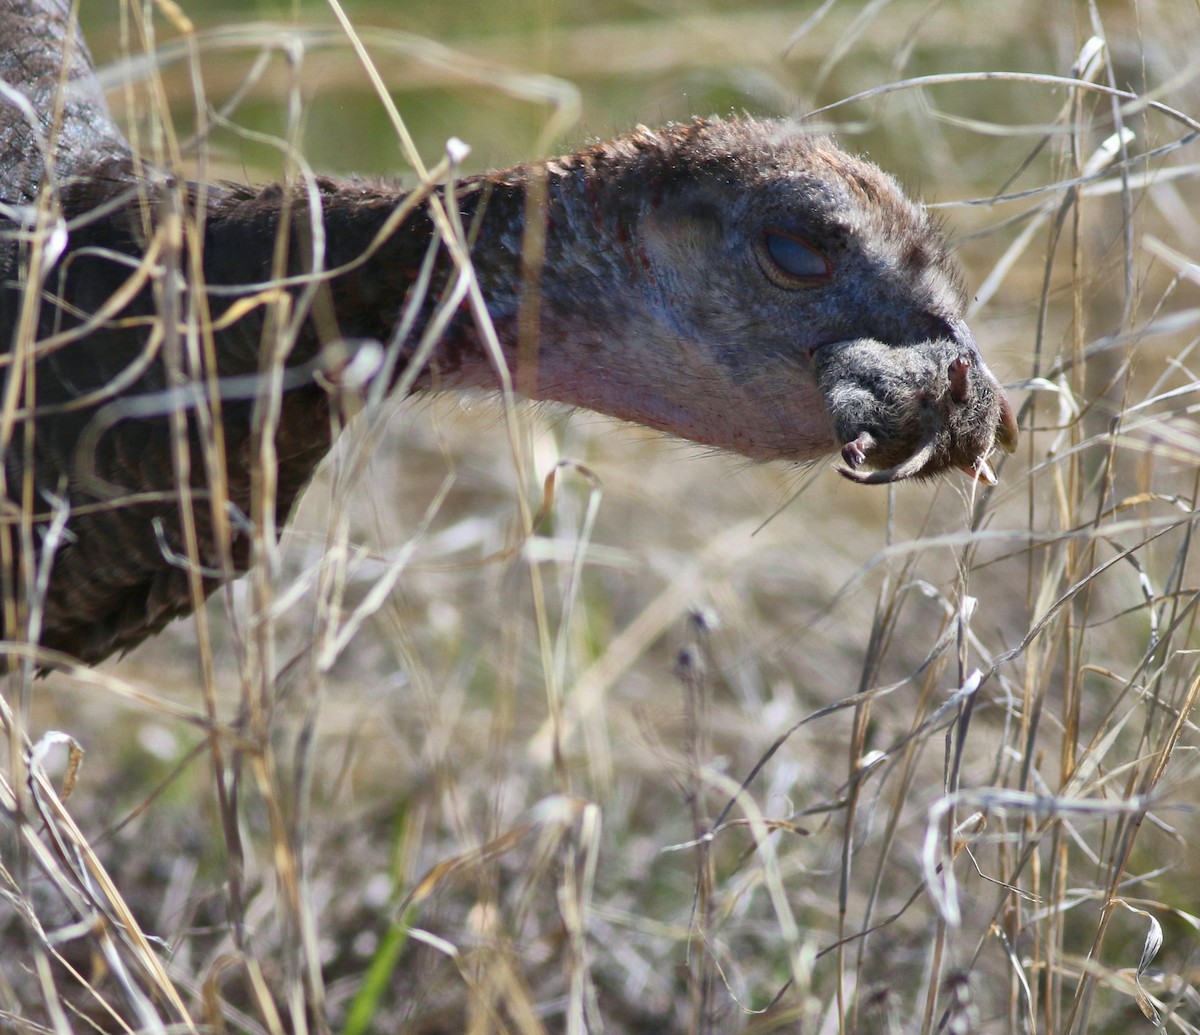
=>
[757,228,830,286]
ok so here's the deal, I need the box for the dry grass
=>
[4,0,1200,1032]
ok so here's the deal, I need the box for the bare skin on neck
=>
[0,0,1016,665]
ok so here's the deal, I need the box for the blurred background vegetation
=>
[6,1,1200,1032]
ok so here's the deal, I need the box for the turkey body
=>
[0,0,1016,666]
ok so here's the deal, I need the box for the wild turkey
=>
[0,0,1016,666]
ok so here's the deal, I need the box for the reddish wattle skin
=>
[0,0,1015,665]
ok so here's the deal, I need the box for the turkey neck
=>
[200,167,531,385]
[198,153,647,407]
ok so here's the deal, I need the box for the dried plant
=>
[3,2,1200,1033]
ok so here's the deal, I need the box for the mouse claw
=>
[960,457,997,486]
[841,431,876,469]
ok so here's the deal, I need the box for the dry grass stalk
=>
[4,1,1200,1033]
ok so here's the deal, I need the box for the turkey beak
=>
[995,389,1019,454]
[950,320,1019,457]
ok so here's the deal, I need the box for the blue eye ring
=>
[756,228,831,287]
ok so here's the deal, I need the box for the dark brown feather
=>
[0,0,1016,666]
